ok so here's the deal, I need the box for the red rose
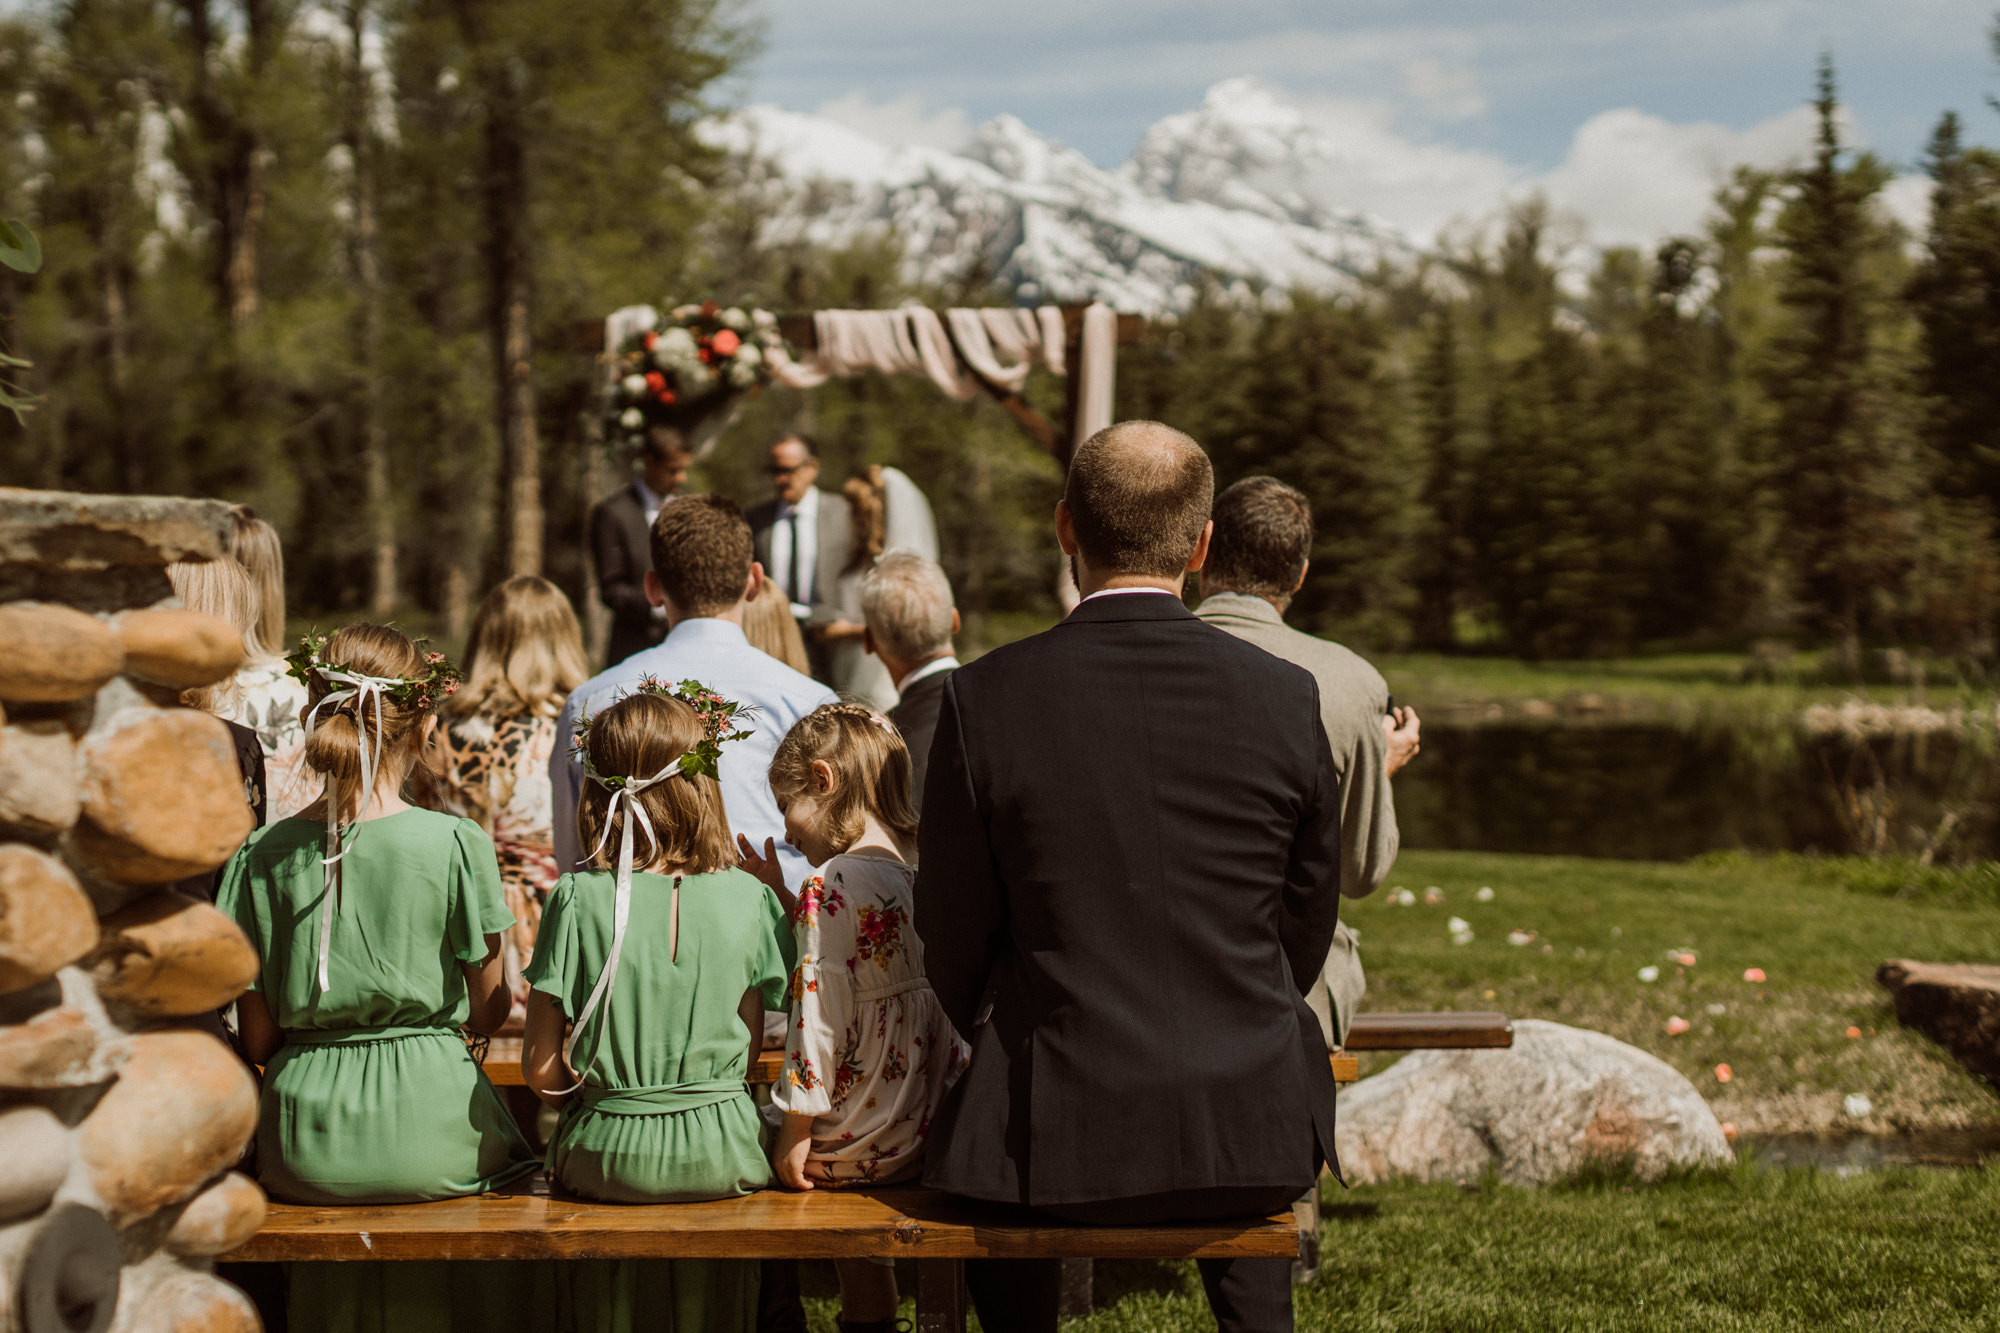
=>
[700,300,719,318]
[658,389,676,404]
[712,329,741,356]
[644,371,666,393]
[643,331,658,350]
[698,347,713,364]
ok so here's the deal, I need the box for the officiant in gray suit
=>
[747,432,850,683]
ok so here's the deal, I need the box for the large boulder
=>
[1877,959,2000,1088]
[1335,1018,1733,1185]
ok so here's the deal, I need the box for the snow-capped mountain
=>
[703,79,1413,315]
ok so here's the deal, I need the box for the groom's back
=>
[916,590,1342,1205]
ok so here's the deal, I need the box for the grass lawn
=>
[1348,850,2000,1135]
[1377,651,1996,726]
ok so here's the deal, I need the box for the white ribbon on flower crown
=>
[300,667,404,994]
[558,760,689,1086]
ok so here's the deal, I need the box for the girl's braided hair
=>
[767,702,918,857]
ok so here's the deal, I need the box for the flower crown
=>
[284,633,461,713]
[570,677,755,787]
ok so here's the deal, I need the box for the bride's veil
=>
[878,466,940,562]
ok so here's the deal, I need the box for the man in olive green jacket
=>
[1195,477,1421,1049]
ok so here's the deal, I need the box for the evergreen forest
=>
[4,3,2000,672]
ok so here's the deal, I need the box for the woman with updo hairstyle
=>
[818,464,940,710]
[433,576,588,1000]
[216,623,546,1332]
[521,687,789,1332]
[224,505,316,821]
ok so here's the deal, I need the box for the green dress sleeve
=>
[753,876,791,1013]
[213,841,264,993]
[523,875,576,1018]
[449,818,517,966]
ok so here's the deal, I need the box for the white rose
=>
[619,408,644,431]
[621,374,648,399]
[682,362,716,394]
[672,304,701,320]
[655,327,698,366]
[727,358,759,389]
[733,342,762,368]
[721,307,750,331]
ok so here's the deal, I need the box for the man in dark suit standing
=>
[915,421,1345,1333]
[859,550,959,810]
[746,433,852,683]
[588,428,690,668]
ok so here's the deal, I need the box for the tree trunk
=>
[100,259,138,492]
[344,0,395,615]
[485,90,541,578]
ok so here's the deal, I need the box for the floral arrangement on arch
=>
[607,302,786,449]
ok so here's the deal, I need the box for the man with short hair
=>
[552,493,837,892]
[860,551,960,810]
[747,433,852,682]
[916,421,1344,1333]
[588,427,692,667]
[1195,476,1421,1051]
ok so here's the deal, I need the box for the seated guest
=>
[590,426,692,668]
[859,551,960,811]
[915,422,1343,1333]
[552,494,837,913]
[742,576,813,676]
[738,703,967,1333]
[165,556,268,836]
[224,507,315,820]
[523,687,787,1331]
[433,576,589,1002]
[218,626,543,1329]
[1195,477,1422,1049]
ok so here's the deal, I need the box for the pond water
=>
[1742,1126,2000,1174]
[1394,722,2000,861]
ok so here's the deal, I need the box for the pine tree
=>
[1910,112,2000,514]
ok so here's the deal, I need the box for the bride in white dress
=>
[822,465,937,711]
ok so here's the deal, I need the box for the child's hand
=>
[737,834,797,916]
[772,1114,815,1191]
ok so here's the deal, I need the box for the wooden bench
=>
[223,1179,1299,1333]
[1342,1010,1513,1052]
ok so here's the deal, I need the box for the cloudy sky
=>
[738,0,2000,243]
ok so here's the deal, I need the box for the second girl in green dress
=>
[219,624,544,1333]
[522,682,791,1333]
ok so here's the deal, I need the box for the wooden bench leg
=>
[914,1258,966,1333]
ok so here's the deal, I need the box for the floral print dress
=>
[434,708,564,1000]
[774,853,967,1184]
[232,660,315,822]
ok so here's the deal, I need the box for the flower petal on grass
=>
[1742,968,1767,983]
[1714,1063,1733,1083]
[1665,1016,1691,1036]
[1637,966,1660,983]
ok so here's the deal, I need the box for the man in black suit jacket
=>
[915,421,1345,1333]
[746,433,851,683]
[588,430,690,668]
[859,550,960,810]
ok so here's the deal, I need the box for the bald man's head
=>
[1063,421,1215,579]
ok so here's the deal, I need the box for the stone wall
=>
[1,489,265,1333]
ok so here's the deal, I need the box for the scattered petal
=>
[1423,886,1446,905]
[1475,886,1496,903]
[1389,887,1416,907]
[1610,927,1622,938]
[1482,989,1497,1001]
[1541,943,1555,954]
[1713,1063,1733,1084]
[1720,1122,1738,1143]
[1637,966,1660,983]
[1845,1026,1862,1039]
[1742,968,1766,983]
[1843,1092,1872,1118]
[1665,1015,1691,1036]
[1706,1003,1727,1016]
[1507,929,1536,947]
[1676,952,1698,967]
[1447,916,1470,934]
[1451,930,1475,947]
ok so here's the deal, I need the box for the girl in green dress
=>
[219,624,544,1332]
[522,684,790,1333]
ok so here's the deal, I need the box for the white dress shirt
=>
[550,616,839,894]
[1080,586,1181,603]
[634,477,665,531]
[769,487,820,619]
[896,655,960,692]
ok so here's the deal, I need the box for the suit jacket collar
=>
[1062,590,1195,625]
[1195,591,1285,627]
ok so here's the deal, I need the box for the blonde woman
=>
[226,506,315,821]
[742,576,813,675]
[434,577,588,999]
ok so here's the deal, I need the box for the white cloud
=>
[813,93,973,152]
[1880,173,1935,236]
[1401,59,1487,122]
[1532,105,1823,247]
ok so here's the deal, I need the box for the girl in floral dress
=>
[433,577,588,1002]
[739,702,967,1333]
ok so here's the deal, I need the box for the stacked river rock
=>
[1,490,265,1333]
